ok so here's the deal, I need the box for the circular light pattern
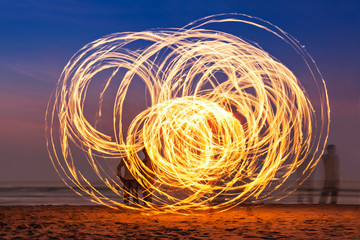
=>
[46,14,329,213]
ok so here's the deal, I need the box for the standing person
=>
[117,157,139,205]
[319,145,340,204]
[142,148,155,204]
[296,154,314,204]
[297,170,314,204]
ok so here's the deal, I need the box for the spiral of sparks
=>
[46,14,329,213]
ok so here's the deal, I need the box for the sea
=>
[0,181,359,206]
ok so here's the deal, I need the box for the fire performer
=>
[142,148,155,204]
[117,157,139,205]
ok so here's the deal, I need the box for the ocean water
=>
[0,182,118,205]
[0,181,359,205]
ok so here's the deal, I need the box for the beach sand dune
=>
[0,205,359,239]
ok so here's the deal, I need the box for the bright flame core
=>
[46,14,329,213]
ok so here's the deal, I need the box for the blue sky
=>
[0,0,359,182]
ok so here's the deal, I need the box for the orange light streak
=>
[46,14,329,214]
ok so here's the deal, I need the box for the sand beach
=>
[0,204,359,239]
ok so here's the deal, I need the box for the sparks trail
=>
[46,14,330,213]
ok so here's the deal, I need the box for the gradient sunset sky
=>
[0,0,359,182]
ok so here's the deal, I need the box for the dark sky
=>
[0,0,359,182]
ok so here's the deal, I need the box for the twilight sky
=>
[0,0,359,182]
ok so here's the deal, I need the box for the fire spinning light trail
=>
[46,14,329,213]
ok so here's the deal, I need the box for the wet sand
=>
[0,204,359,239]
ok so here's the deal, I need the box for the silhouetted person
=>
[142,148,155,203]
[319,145,340,204]
[296,154,314,204]
[297,169,314,204]
[117,157,139,205]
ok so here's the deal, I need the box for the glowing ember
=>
[46,14,329,213]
